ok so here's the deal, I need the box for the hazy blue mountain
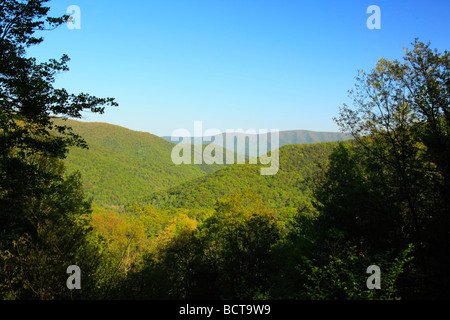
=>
[162,129,352,156]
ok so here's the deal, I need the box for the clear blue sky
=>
[27,0,450,136]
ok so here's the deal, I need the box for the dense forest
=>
[59,118,349,208]
[57,118,226,208]
[1,1,450,301]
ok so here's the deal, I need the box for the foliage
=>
[116,192,282,300]
[333,39,450,296]
[197,191,280,299]
[0,157,101,299]
[0,0,115,299]
[302,244,414,300]
[0,0,117,160]
[56,119,225,208]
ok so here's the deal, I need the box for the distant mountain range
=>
[162,130,352,156]
[54,119,352,208]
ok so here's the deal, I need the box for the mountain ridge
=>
[162,129,351,156]
[53,119,225,207]
[134,141,344,210]
[54,119,351,208]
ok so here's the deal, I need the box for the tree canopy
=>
[0,0,117,299]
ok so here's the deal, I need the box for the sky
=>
[27,0,450,136]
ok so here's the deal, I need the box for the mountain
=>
[55,119,351,209]
[134,141,344,210]
[161,129,352,156]
[54,119,226,208]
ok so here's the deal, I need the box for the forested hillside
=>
[54,119,226,207]
[138,142,341,210]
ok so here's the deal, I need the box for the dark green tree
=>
[0,0,117,299]
[332,39,450,298]
[0,158,101,299]
[0,0,117,239]
[197,191,280,299]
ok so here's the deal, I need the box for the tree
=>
[123,192,281,300]
[302,244,413,300]
[0,0,117,299]
[115,213,201,300]
[314,143,408,255]
[334,39,450,297]
[0,0,117,241]
[0,0,117,157]
[0,156,101,299]
[198,191,280,299]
